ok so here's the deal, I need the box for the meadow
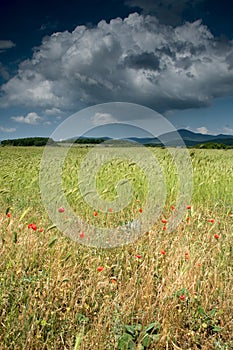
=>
[0,145,232,350]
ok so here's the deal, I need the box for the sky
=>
[0,0,233,140]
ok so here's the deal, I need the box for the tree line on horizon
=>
[1,137,233,149]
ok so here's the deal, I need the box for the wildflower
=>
[139,208,143,213]
[186,205,191,210]
[162,226,167,231]
[171,205,175,210]
[93,211,98,217]
[179,294,185,300]
[161,249,166,255]
[161,218,167,224]
[185,252,189,259]
[97,266,104,272]
[186,217,190,222]
[58,207,65,213]
[208,219,215,223]
[79,232,85,238]
[214,234,219,239]
[6,213,11,218]
[108,208,113,213]
[136,255,142,259]
[39,228,44,232]
[28,223,37,231]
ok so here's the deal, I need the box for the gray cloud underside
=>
[1,13,233,114]
[0,40,16,50]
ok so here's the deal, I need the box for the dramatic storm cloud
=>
[1,13,233,115]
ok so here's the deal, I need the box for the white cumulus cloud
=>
[196,126,208,134]
[45,107,63,116]
[91,112,117,125]
[0,126,16,132]
[223,126,233,135]
[11,112,43,125]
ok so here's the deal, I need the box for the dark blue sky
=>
[1,0,233,138]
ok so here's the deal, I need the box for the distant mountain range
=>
[126,129,233,147]
[75,129,233,147]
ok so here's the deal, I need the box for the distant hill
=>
[167,129,233,146]
[127,129,233,147]
[1,137,55,147]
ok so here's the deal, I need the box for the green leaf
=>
[210,308,217,317]
[5,207,11,215]
[143,322,161,334]
[48,237,58,248]
[64,252,72,261]
[19,207,31,222]
[212,326,221,332]
[151,334,160,342]
[124,325,136,336]
[74,332,83,350]
[76,313,89,324]
[13,231,17,244]
[0,189,10,194]
[197,305,207,316]
[142,334,152,348]
[117,333,136,350]
[46,224,57,233]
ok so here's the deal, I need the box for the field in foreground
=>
[0,146,232,350]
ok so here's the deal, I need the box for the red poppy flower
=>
[79,232,85,238]
[162,226,167,231]
[139,208,143,213]
[6,213,11,218]
[39,228,44,232]
[171,205,175,210]
[179,294,185,300]
[161,249,166,255]
[186,205,191,210]
[208,219,215,223]
[108,208,113,213]
[58,207,65,213]
[28,223,37,231]
[93,211,98,217]
[136,255,142,259]
[161,218,167,224]
[97,266,104,272]
[214,234,219,239]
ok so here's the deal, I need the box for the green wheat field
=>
[0,146,232,350]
